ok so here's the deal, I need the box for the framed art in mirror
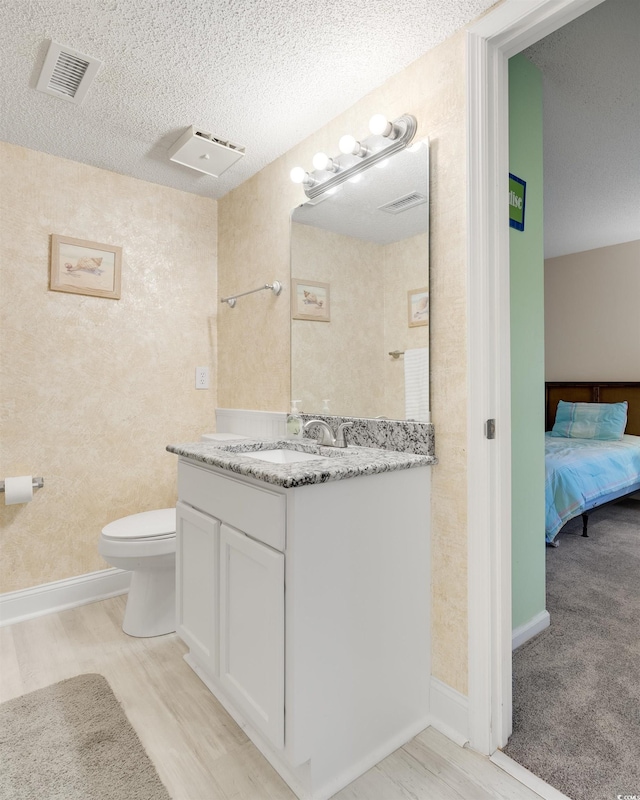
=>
[291,279,330,322]
[408,287,429,327]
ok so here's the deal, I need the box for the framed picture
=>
[50,235,122,299]
[291,279,330,322]
[408,287,429,327]
[509,173,526,232]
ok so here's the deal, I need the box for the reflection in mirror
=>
[290,140,429,421]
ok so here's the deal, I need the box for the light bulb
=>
[369,114,392,137]
[312,152,330,171]
[290,166,307,184]
[338,134,358,155]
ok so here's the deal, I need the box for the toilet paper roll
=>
[4,476,33,505]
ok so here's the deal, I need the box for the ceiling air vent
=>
[36,40,102,105]
[379,192,428,215]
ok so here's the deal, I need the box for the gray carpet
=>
[504,499,640,800]
[0,673,171,800]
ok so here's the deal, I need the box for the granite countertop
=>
[166,437,436,489]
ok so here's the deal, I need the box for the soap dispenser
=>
[287,400,303,439]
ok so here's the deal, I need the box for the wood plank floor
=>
[0,597,546,800]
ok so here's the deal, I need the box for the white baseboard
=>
[512,610,550,651]
[0,568,130,627]
[491,750,571,800]
[429,676,469,746]
[215,408,287,440]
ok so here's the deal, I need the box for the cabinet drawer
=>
[178,460,286,552]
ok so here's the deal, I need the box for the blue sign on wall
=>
[509,173,526,231]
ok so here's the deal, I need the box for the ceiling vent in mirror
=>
[379,192,428,215]
[36,40,102,104]
[168,126,246,177]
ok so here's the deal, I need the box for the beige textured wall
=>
[0,142,217,593]
[218,31,469,694]
[545,240,640,380]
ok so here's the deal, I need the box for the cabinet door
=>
[219,524,285,749]
[176,501,219,676]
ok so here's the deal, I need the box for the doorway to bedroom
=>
[504,2,640,798]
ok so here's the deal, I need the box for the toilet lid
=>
[102,508,176,540]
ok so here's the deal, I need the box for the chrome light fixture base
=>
[303,114,417,199]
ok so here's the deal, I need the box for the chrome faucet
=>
[303,419,354,448]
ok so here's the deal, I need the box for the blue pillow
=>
[551,400,628,440]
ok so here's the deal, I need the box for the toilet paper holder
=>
[0,477,44,493]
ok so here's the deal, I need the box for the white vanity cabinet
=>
[218,522,285,748]
[175,456,431,800]
[175,502,219,676]
[176,463,285,749]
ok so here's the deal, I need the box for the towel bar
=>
[221,281,282,308]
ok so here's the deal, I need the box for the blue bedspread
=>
[545,433,640,542]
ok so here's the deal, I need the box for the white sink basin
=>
[246,448,326,465]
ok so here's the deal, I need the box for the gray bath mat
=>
[0,673,171,800]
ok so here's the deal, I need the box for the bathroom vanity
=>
[167,438,433,800]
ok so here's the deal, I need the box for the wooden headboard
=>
[545,382,640,436]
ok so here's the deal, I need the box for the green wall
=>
[509,54,546,632]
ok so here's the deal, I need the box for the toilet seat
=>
[99,508,176,561]
[101,508,176,541]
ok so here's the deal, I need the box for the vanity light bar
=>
[290,114,418,200]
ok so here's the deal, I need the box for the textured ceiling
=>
[1,0,637,259]
[524,0,640,258]
[0,0,494,200]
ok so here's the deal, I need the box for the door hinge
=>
[484,419,496,439]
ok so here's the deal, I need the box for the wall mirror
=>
[290,139,429,421]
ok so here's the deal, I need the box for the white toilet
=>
[99,508,176,638]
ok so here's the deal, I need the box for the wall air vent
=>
[379,192,428,215]
[36,40,102,105]
[168,126,246,178]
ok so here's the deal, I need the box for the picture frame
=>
[408,287,429,328]
[509,173,526,232]
[49,234,122,299]
[291,279,330,322]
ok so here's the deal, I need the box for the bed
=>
[545,381,640,545]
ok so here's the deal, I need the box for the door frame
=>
[465,0,606,755]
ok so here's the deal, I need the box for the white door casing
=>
[465,0,606,756]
